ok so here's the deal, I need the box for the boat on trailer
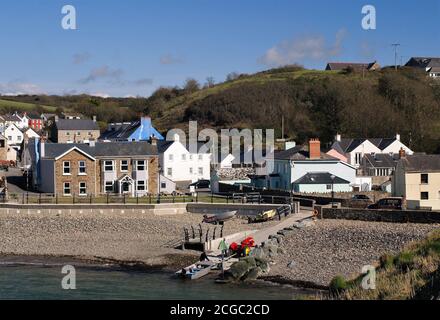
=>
[175,261,216,280]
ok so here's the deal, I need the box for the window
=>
[136,160,146,171]
[63,182,71,196]
[421,192,429,200]
[120,160,129,172]
[421,174,429,184]
[355,153,362,165]
[66,132,70,136]
[169,154,174,161]
[189,155,193,160]
[79,182,87,195]
[104,160,114,172]
[63,161,71,175]
[105,181,114,193]
[189,167,193,174]
[198,154,203,161]
[182,154,186,161]
[167,168,173,177]
[78,161,86,174]
[137,181,146,191]
[8,136,12,141]
[198,167,203,175]
[326,185,332,190]
[161,182,166,189]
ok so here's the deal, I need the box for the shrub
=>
[395,251,416,270]
[380,254,395,269]
[329,275,348,295]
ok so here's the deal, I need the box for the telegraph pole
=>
[391,43,401,71]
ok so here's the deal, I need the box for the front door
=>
[121,181,131,194]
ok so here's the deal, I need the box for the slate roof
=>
[275,145,336,161]
[28,139,157,160]
[326,61,379,71]
[55,119,99,131]
[3,114,22,122]
[293,172,350,185]
[405,57,440,69]
[332,137,399,153]
[399,155,440,172]
[100,118,164,141]
[364,153,399,168]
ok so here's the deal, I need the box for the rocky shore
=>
[267,220,439,287]
[0,210,264,271]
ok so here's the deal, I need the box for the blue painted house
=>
[100,117,164,142]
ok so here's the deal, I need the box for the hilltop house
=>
[25,139,159,196]
[250,139,357,193]
[325,61,380,72]
[52,117,100,143]
[405,57,440,78]
[392,154,440,211]
[100,117,164,142]
[328,134,413,169]
[157,135,211,187]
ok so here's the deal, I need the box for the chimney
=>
[151,137,158,146]
[309,138,321,160]
[89,140,96,147]
[93,116,97,122]
[396,133,401,141]
[335,133,342,142]
[55,115,59,122]
[399,147,406,159]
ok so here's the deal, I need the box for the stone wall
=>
[57,129,100,143]
[320,207,440,224]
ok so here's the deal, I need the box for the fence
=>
[2,192,303,206]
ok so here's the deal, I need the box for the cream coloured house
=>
[392,154,440,211]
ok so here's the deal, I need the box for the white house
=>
[4,124,24,148]
[251,139,357,193]
[23,127,40,140]
[328,134,413,169]
[157,135,211,186]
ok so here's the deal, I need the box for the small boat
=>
[175,261,216,280]
[249,209,277,223]
[202,211,237,224]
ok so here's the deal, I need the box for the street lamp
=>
[330,174,336,208]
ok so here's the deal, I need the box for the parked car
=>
[348,194,373,208]
[367,197,405,210]
[189,180,211,189]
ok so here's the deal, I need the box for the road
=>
[2,167,38,195]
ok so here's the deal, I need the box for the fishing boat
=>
[175,261,216,280]
[202,211,237,224]
[249,209,277,223]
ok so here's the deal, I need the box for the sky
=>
[0,0,439,97]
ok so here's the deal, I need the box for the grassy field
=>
[0,99,57,112]
[329,229,440,300]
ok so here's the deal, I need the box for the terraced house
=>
[26,139,159,196]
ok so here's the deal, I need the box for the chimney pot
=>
[336,133,341,142]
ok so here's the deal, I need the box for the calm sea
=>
[0,264,305,300]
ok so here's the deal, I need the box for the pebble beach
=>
[0,211,263,270]
[267,220,439,286]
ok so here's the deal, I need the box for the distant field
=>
[0,99,57,112]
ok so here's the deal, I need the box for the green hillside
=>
[2,65,440,153]
[0,99,56,112]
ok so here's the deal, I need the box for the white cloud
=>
[259,29,348,67]
[0,81,45,95]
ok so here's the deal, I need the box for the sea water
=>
[0,264,305,300]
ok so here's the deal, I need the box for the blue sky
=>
[0,0,438,97]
